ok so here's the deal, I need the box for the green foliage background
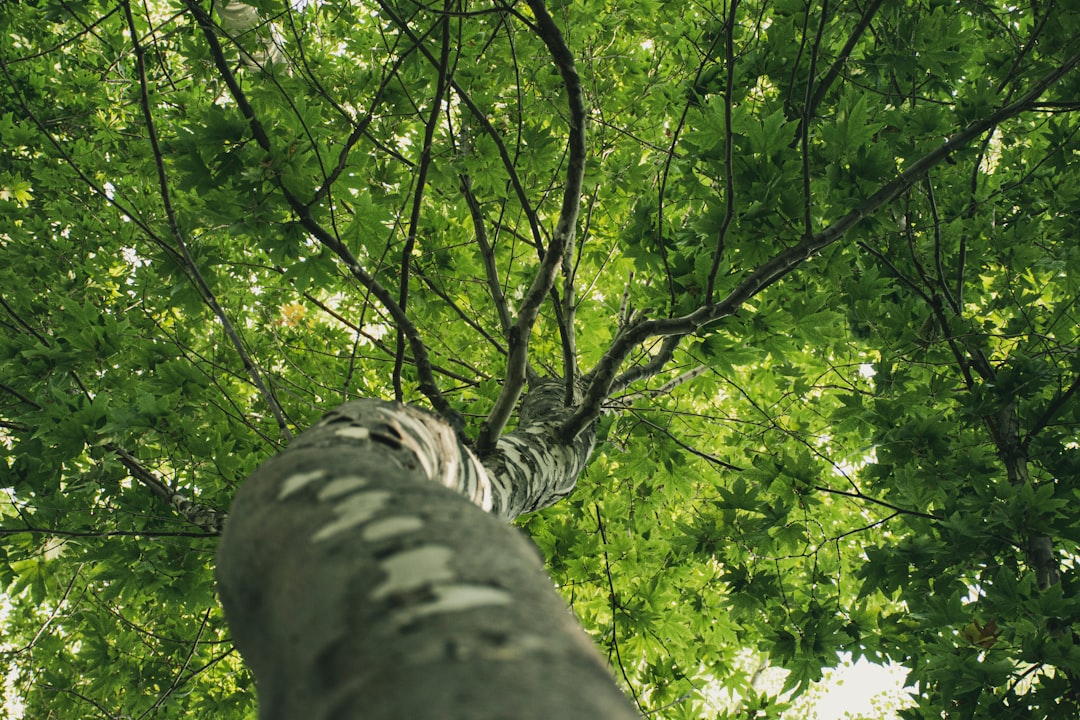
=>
[2,0,1080,717]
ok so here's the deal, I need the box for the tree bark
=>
[216,391,638,719]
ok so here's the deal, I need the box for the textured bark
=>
[216,394,637,720]
[482,380,597,519]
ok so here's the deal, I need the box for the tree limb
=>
[477,0,587,451]
[394,3,452,401]
[185,0,462,429]
[107,443,228,534]
[562,49,1080,439]
[607,334,682,395]
[460,174,514,339]
[704,0,739,303]
[802,0,885,127]
[126,0,294,440]
[376,0,547,253]
[1024,372,1080,449]
[561,209,579,403]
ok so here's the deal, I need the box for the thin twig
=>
[704,0,739,303]
[1023,372,1080,449]
[812,485,941,521]
[376,0,547,253]
[594,504,646,714]
[801,0,885,129]
[394,2,452,401]
[126,0,293,440]
[460,174,514,338]
[185,0,462,428]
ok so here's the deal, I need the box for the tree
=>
[2,0,1080,717]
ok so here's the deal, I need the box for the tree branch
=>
[295,286,485,387]
[308,45,417,206]
[629,411,744,472]
[561,49,1080,439]
[409,263,507,356]
[185,0,462,429]
[108,443,228,533]
[394,3,452,402]
[608,334,682,395]
[1023,371,1080,449]
[126,0,293,441]
[0,296,226,532]
[812,485,941,522]
[802,0,884,127]
[477,0,587,451]
[460,174,514,338]
[561,210,579,402]
[704,0,739,303]
[594,503,646,714]
[376,0,547,253]
[618,364,710,403]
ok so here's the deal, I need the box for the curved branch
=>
[477,0,587,451]
[561,50,1080,440]
[126,0,294,441]
[617,363,710,404]
[460,174,514,338]
[295,285,485,387]
[655,50,714,308]
[394,4,452,401]
[923,176,959,313]
[856,238,976,389]
[630,411,744,472]
[185,0,461,429]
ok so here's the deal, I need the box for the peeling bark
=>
[482,380,598,519]
[216,392,636,720]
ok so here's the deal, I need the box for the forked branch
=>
[125,0,293,441]
[561,49,1080,440]
[394,3,453,402]
[476,0,587,451]
[185,0,461,429]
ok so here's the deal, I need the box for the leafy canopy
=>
[2,0,1080,717]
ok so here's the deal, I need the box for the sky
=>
[795,656,913,720]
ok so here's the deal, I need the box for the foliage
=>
[2,0,1080,717]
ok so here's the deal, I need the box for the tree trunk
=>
[216,390,639,719]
